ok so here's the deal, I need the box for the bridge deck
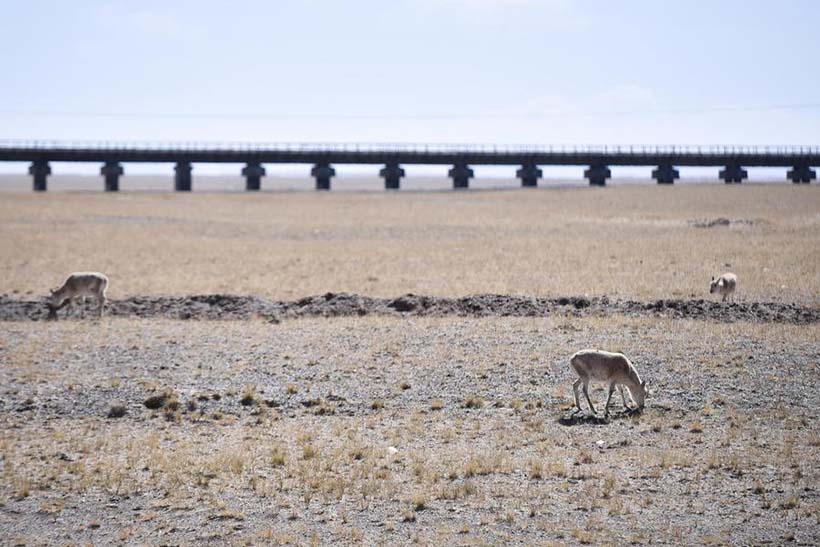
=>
[3,141,817,190]
[1,141,818,166]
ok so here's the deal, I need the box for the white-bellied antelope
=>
[710,272,737,302]
[47,272,109,319]
[570,349,647,416]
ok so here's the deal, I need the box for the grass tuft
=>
[463,395,483,409]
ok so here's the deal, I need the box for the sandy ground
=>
[0,184,818,303]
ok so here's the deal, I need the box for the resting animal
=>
[570,349,647,416]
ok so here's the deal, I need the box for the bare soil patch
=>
[2,292,817,324]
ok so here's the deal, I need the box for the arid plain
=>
[1,182,819,545]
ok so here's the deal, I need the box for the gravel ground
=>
[1,315,818,545]
[2,292,818,324]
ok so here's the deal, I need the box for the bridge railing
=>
[0,139,818,156]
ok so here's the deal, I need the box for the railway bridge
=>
[0,141,817,191]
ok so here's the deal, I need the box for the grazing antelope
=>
[570,349,647,416]
[47,272,109,319]
[709,272,737,302]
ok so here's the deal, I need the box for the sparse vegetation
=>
[1,312,816,544]
[528,459,543,480]
[0,186,818,544]
[463,395,483,409]
[411,493,427,511]
[240,386,256,406]
[143,389,179,412]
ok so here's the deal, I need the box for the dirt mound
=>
[1,293,817,324]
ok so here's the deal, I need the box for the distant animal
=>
[709,272,737,302]
[570,349,647,416]
[47,272,109,319]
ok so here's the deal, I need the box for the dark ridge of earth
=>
[1,293,818,324]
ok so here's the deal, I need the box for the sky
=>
[0,0,818,175]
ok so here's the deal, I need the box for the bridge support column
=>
[29,160,51,192]
[652,164,679,184]
[242,162,266,191]
[584,164,611,186]
[100,161,124,192]
[311,162,335,190]
[174,161,192,191]
[379,163,405,190]
[787,165,816,184]
[516,164,542,187]
[449,163,474,189]
[719,164,747,184]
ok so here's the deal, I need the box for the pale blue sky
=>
[1,0,818,151]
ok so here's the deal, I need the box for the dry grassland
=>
[1,184,818,545]
[1,316,818,545]
[0,184,818,303]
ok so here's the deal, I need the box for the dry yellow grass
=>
[0,184,817,303]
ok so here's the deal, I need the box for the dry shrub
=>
[463,395,483,409]
[240,386,256,406]
[411,493,427,511]
[529,459,543,480]
[271,445,286,467]
[144,389,180,421]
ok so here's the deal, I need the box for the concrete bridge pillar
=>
[516,164,543,187]
[584,164,611,186]
[100,161,124,192]
[311,162,335,190]
[449,163,474,189]
[379,163,405,190]
[719,164,747,184]
[29,160,51,192]
[652,164,679,184]
[174,161,193,191]
[787,165,816,184]
[242,162,266,191]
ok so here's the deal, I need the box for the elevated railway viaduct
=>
[1,141,816,191]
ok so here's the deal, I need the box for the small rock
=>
[107,404,127,418]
